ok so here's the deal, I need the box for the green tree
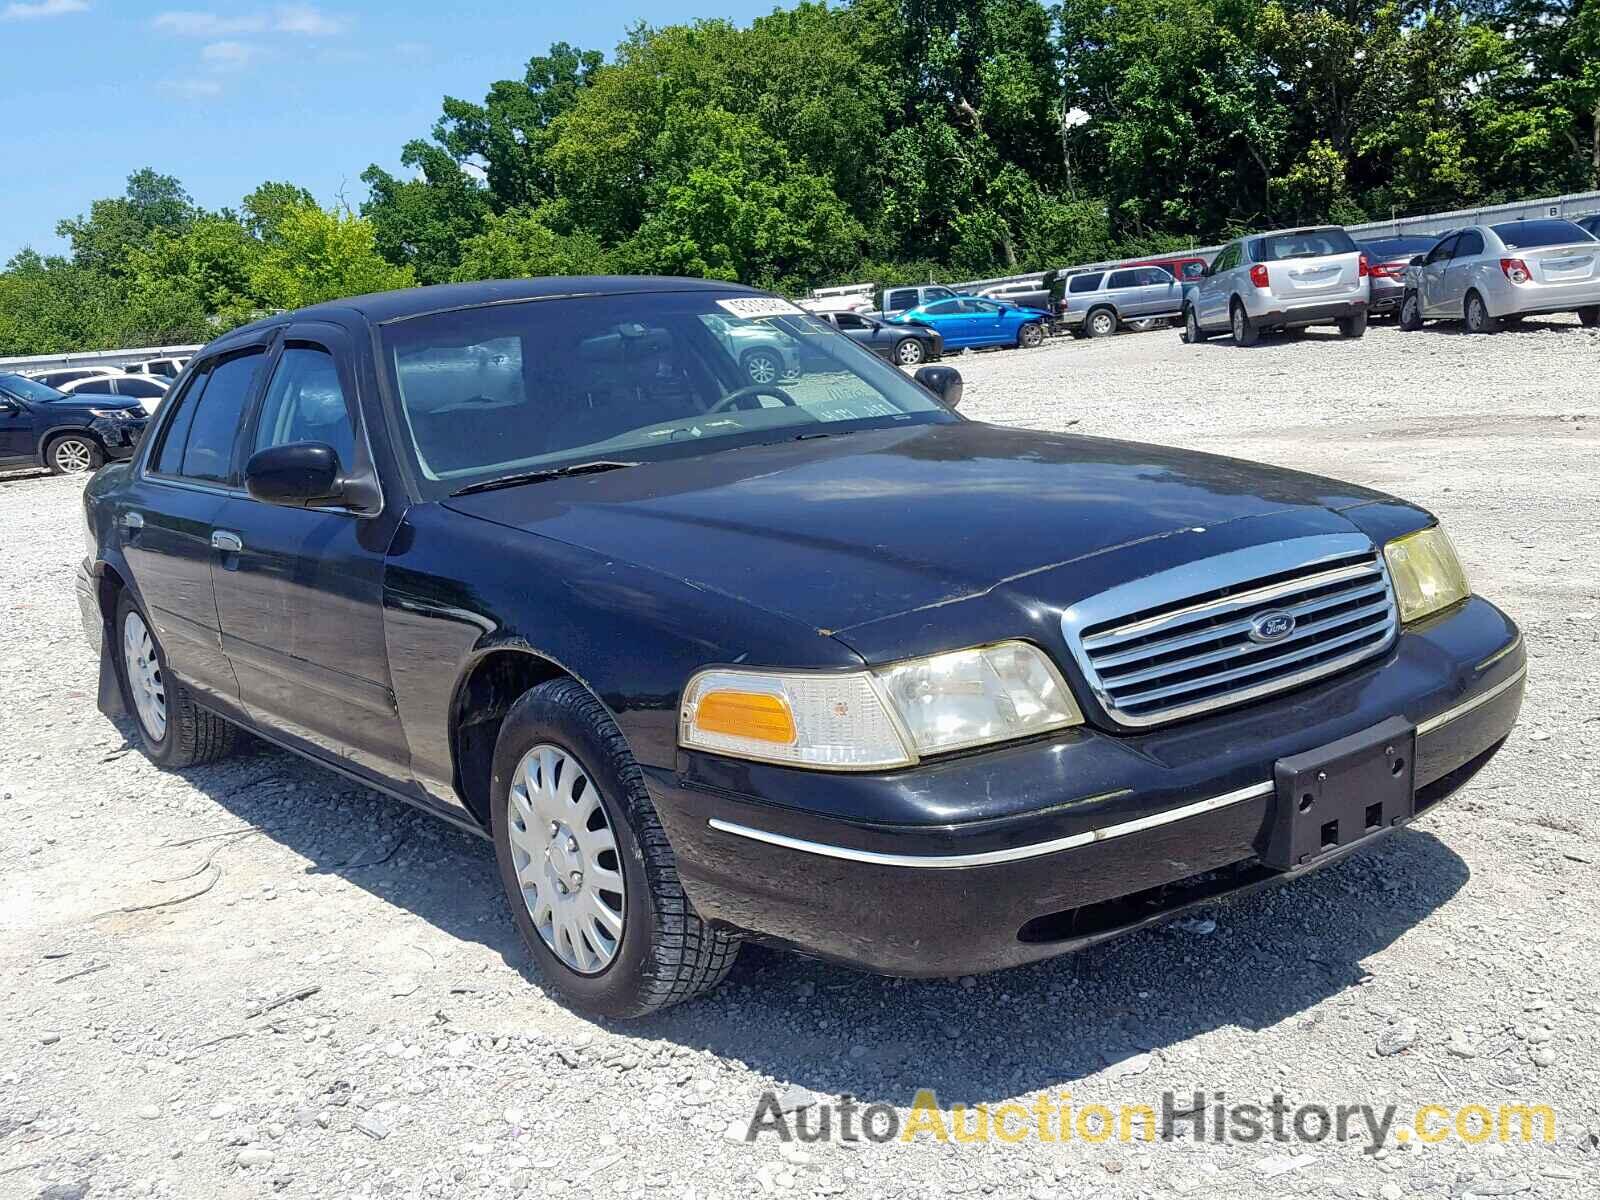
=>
[361,141,491,284]
[249,204,415,311]
[452,205,609,281]
[55,169,198,275]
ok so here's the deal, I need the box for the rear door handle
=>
[211,531,243,553]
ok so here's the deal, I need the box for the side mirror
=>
[914,365,963,410]
[998,305,1011,316]
[245,442,343,507]
[1409,255,1425,267]
[0,398,17,414]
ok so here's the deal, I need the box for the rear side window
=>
[924,300,960,315]
[1251,228,1358,261]
[1452,230,1485,258]
[1068,273,1104,294]
[1491,219,1592,248]
[75,377,115,394]
[1106,270,1139,289]
[253,345,356,469]
[154,350,264,483]
[119,378,167,399]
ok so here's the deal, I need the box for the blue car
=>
[886,295,1050,350]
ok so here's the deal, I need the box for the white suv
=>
[1183,226,1370,346]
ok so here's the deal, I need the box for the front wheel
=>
[1398,291,1423,331]
[1464,290,1499,334]
[115,592,237,768]
[1016,322,1044,349]
[1181,307,1208,344]
[893,337,926,366]
[490,679,740,1018]
[46,434,103,475]
[1337,311,1368,339]
[1578,306,1599,328]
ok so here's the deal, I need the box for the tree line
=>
[3,0,1595,356]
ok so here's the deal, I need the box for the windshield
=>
[381,291,955,498]
[1250,228,1358,262]
[1491,220,1594,249]
[0,373,67,404]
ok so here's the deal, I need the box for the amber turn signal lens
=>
[694,690,798,745]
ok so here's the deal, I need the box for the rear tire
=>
[46,434,104,475]
[490,678,740,1019]
[115,592,237,768]
[1337,311,1368,339]
[1464,290,1499,334]
[1230,302,1259,347]
[1085,308,1117,338]
[1578,306,1599,328]
[741,349,783,385]
[1398,291,1423,331]
[1181,307,1208,344]
[1016,322,1044,349]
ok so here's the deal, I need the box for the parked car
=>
[979,279,1051,311]
[80,276,1523,1019]
[57,372,171,413]
[24,366,119,390]
[1183,226,1370,346]
[1357,236,1449,318]
[702,313,802,384]
[1397,219,1600,333]
[878,284,959,316]
[1130,255,1210,286]
[815,310,943,366]
[1576,214,1600,239]
[127,356,191,379]
[887,295,1049,350]
[1057,266,1183,337]
[0,371,149,474]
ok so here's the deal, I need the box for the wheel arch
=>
[36,423,106,467]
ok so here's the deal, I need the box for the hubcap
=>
[506,744,626,975]
[1233,310,1244,338]
[1094,314,1112,335]
[54,439,94,472]
[746,354,778,384]
[1469,297,1483,327]
[897,341,923,364]
[122,612,167,741]
[1187,312,1198,338]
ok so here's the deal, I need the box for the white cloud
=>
[2,0,89,20]
[153,6,346,38]
[273,4,344,35]
[153,11,267,36]
[160,77,224,99]
[201,40,257,69]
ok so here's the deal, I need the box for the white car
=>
[24,366,120,389]
[1399,219,1600,333]
[57,372,170,414]
[126,356,190,379]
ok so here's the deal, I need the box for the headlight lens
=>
[1384,525,1470,623]
[680,642,1082,770]
[88,407,132,419]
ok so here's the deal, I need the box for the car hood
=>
[45,396,143,415]
[443,422,1401,639]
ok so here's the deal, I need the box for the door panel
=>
[1419,234,1459,316]
[0,398,32,462]
[1443,230,1484,312]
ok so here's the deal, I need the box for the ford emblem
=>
[1249,610,1297,643]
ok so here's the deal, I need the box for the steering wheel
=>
[705,384,799,415]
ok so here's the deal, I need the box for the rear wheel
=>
[1578,306,1599,328]
[1230,302,1259,347]
[490,678,740,1018]
[1337,311,1368,339]
[1016,322,1044,349]
[1464,290,1499,334]
[115,592,237,768]
[46,434,103,475]
[1181,307,1208,344]
[892,337,926,366]
[1085,308,1117,338]
[1398,291,1423,331]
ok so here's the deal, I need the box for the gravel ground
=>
[2,316,1597,1200]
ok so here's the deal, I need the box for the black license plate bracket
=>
[1266,715,1416,871]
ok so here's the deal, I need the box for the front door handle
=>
[121,511,145,531]
[211,530,243,553]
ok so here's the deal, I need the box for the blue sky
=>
[0,1,788,263]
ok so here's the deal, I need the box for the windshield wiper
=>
[449,460,641,497]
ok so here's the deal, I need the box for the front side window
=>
[253,345,356,469]
[381,292,954,498]
[1138,268,1174,286]
[924,300,961,315]
[835,313,869,330]
[1492,219,1593,248]
[1424,235,1459,265]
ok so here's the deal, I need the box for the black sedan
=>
[1,371,148,474]
[814,309,942,366]
[1358,235,1449,316]
[79,276,1524,1018]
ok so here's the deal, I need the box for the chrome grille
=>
[1061,534,1399,728]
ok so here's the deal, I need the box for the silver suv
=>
[1399,220,1600,333]
[1183,226,1370,346]
[1058,266,1182,337]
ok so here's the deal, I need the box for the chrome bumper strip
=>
[707,780,1275,870]
[1416,665,1527,737]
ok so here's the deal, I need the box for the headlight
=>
[88,407,132,419]
[1384,525,1470,623]
[679,641,1082,770]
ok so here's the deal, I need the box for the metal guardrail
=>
[0,343,204,375]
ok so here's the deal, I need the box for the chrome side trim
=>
[1416,665,1527,737]
[706,780,1274,870]
[1475,634,1522,673]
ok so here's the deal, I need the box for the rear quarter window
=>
[1068,273,1105,294]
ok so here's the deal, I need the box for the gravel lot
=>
[2,316,1597,1200]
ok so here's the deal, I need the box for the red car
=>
[1130,255,1210,285]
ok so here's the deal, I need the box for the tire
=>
[115,591,237,768]
[892,338,926,366]
[1181,306,1209,344]
[1464,290,1498,335]
[46,433,104,475]
[1085,308,1117,338]
[1016,322,1044,349]
[741,349,783,385]
[1337,311,1368,339]
[1398,291,1423,331]
[1230,302,1259,347]
[1578,306,1599,327]
[490,678,740,1019]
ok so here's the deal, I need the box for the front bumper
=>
[1242,296,1367,329]
[647,596,1524,977]
[90,414,147,459]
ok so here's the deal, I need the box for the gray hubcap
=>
[123,612,167,741]
[1187,311,1198,339]
[745,353,779,384]
[54,439,94,472]
[507,744,626,975]
[1233,309,1245,338]
[1092,313,1113,335]
[896,340,923,364]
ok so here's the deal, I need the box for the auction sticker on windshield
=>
[716,297,805,318]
